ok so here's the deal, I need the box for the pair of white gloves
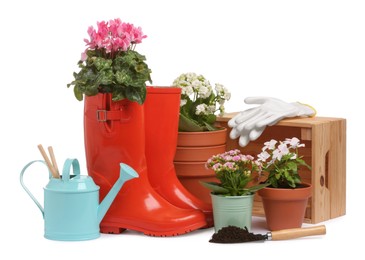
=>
[228,97,316,147]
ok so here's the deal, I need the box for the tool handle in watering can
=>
[19,160,52,217]
[61,158,81,181]
[270,225,326,240]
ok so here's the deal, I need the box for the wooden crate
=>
[217,114,346,224]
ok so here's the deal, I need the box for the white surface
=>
[1,0,363,259]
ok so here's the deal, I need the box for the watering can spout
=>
[97,163,139,224]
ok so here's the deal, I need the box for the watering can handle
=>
[19,160,52,217]
[61,158,81,181]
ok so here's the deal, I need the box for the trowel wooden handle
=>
[270,225,326,240]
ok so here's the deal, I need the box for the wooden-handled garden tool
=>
[37,144,60,179]
[264,225,326,241]
[210,225,326,243]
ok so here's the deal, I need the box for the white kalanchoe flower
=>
[196,104,208,115]
[192,79,202,90]
[180,99,187,107]
[215,83,224,93]
[198,85,210,98]
[224,91,231,101]
[208,105,216,114]
[181,85,193,96]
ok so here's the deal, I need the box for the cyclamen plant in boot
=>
[67,18,152,104]
[257,137,311,188]
[173,72,231,131]
[203,149,269,196]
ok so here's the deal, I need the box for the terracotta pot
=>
[177,128,227,147]
[175,144,226,162]
[258,183,312,231]
[174,128,227,204]
[174,162,217,204]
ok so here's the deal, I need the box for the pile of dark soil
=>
[209,226,267,243]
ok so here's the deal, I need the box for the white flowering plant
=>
[172,72,231,131]
[257,137,311,188]
[202,149,269,196]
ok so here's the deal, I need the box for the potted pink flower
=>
[67,18,152,104]
[202,149,269,232]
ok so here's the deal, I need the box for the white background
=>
[1,0,363,259]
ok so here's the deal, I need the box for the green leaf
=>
[115,70,131,85]
[205,114,217,124]
[248,183,270,193]
[74,86,83,101]
[123,85,146,105]
[200,181,229,195]
[178,113,204,132]
[204,121,218,131]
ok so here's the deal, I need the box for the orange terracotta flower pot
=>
[174,128,227,204]
[176,128,227,147]
[174,145,226,162]
[258,183,312,231]
[174,162,217,204]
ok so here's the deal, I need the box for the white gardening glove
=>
[228,97,316,147]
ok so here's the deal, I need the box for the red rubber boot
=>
[144,86,213,227]
[84,93,207,236]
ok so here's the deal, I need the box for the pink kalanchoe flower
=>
[223,155,233,161]
[246,155,254,161]
[212,163,222,171]
[232,155,241,161]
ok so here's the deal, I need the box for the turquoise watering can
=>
[20,158,138,241]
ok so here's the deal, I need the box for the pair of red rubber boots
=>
[84,86,213,236]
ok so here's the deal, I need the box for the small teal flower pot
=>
[211,193,254,233]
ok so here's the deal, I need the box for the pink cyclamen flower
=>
[82,19,147,56]
[109,18,122,37]
[81,51,87,61]
[131,26,147,43]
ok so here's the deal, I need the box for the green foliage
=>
[266,155,311,188]
[259,138,312,189]
[67,49,152,104]
[201,180,269,197]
